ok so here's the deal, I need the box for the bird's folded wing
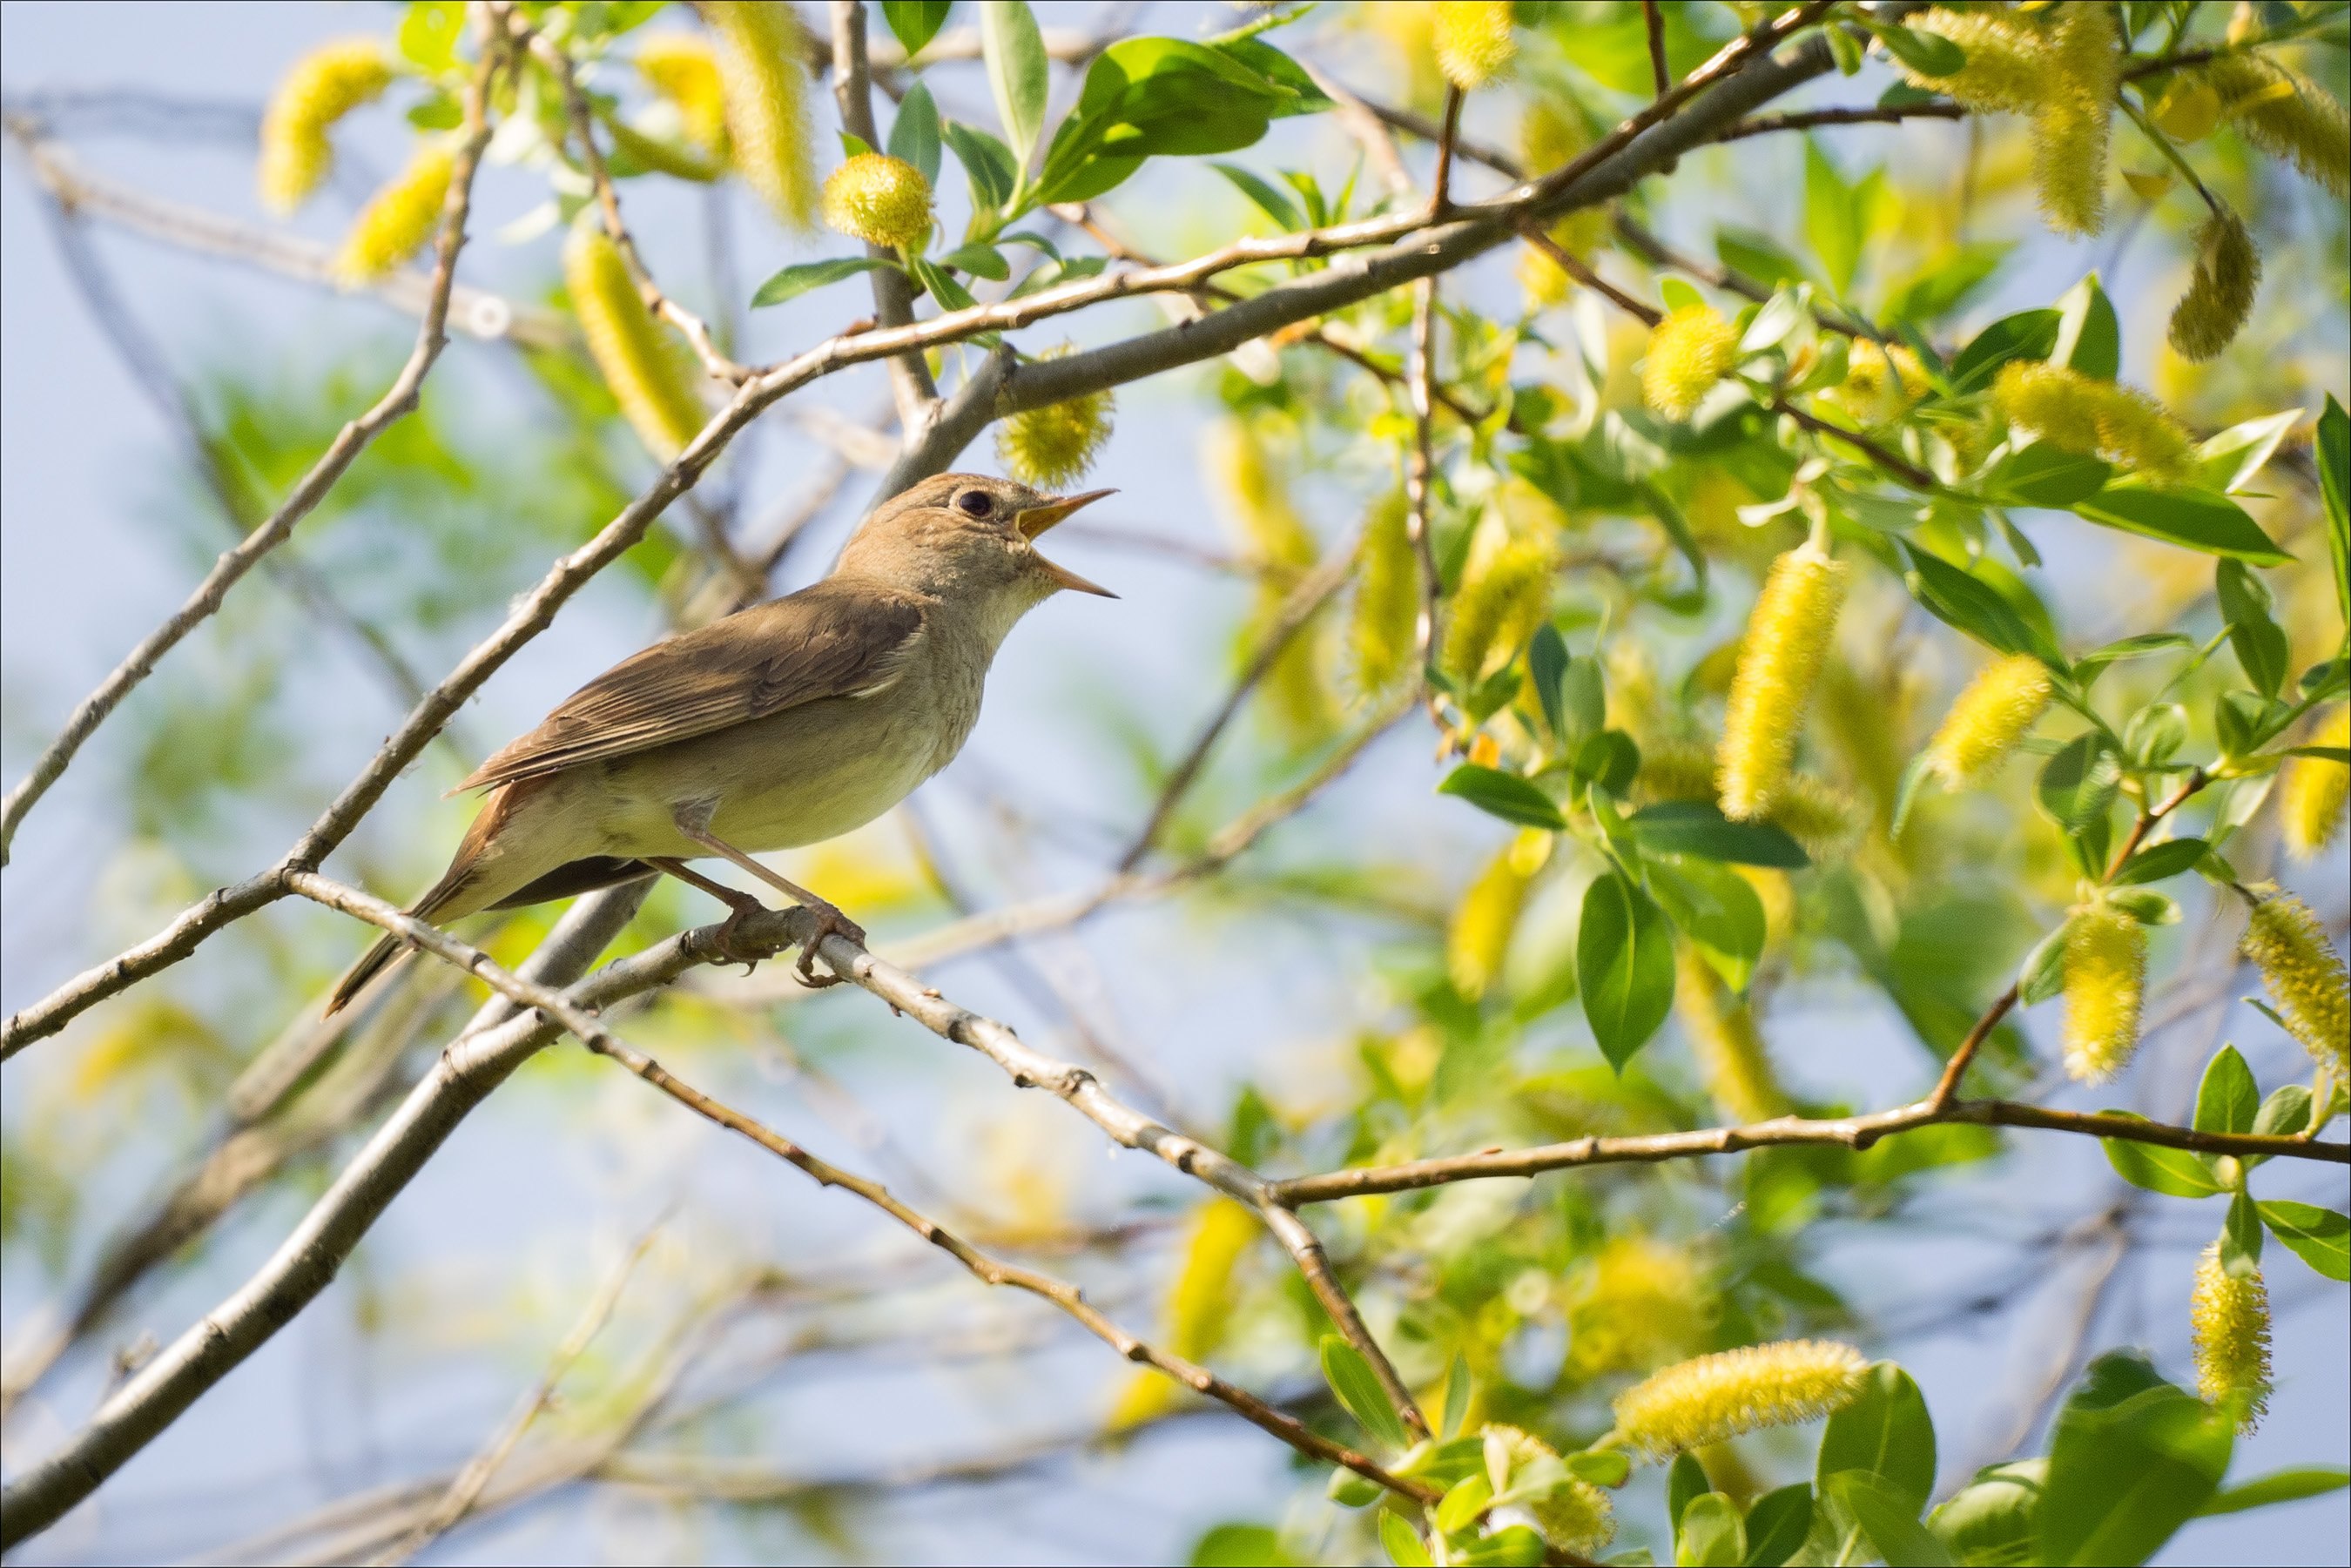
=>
[455,580,928,792]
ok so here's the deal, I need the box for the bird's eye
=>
[955,490,994,518]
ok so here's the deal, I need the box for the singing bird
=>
[327,474,1114,1013]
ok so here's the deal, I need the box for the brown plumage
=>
[327,474,1114,1013]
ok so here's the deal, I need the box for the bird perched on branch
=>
[327,474,1115,1012]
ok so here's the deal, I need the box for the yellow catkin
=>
[1825,339,1930,426]
[1765,771,1860,857]
[1718,544,1847,820]
[2191,1242,2273,1433]
[2169,208,2261,361]
[1903,8,2050,111]
[1484,1426,1615,1557]
[995,347,1114,488]
[2197,53,2351,199]
[1924,653,2053,789]
[2032,3,2119,236]
[1612,1341,1869,1460]
[1675,945,1791,1125]
[704,0,818,229]
[1210,422,1331,739]
[1516,101,1607,307]
[2063,906,2147,1084]
[1449,842,1534,999]
[563,223,708,462]
[257,37,394,215]
[1642,306,1741,421]
[2277,708,2349,859]
[1443,531,1559,687]
[1348,491,1419,699]
[1108,1199,1259,1428]
[1736,865,1798,952]
[1992,360,2196,484]
[1432,1,1517,90]
[635,34,730,156]
[1637,737,1721,804]
[820,151,933,248]
[333,142,452,285]
[2240,890,2349,1077]
[1568,1237,1709,1376]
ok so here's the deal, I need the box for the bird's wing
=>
[455,580,928,793]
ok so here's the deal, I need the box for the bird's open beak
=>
[1015,488,1118,598]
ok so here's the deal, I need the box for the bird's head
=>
[838,474,1116,618]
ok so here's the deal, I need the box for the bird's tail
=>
[324,932,411,1018]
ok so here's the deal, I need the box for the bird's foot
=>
[792,900,866,989]
[712,901,778,976]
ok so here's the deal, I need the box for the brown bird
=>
[327,474,1114,1013]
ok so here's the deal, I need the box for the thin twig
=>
[1429,87,1464,217]
[1643,0,1672,98]
[829,0,940,427]
[1404,279,1445,723]
[1713,101,1967,142]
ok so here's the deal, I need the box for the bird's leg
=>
[666,813,866,987]
[644,857,771,974]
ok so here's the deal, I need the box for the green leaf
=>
[2319,394,2349,628]
[879,0,953,59]
[1034,37,1292,205]
[1715,226,1810,290]
[1818,1363,1937,1515]
[1826,1471,1952,1566]
[2037,734,2119,832]
[936,242,1010,280]
[1441,1352,1472,1439]
[1528,624,1570,742]
[1629,800,1810,867]
[1570,1450,1632,1488]
[1982,444,2111,508]
[1579,871,1678,1070]
[1381,1513,1434,1568]
[750,256,892,307]
[398,0,464,70]
[1904,545,2064,666]
[942,119,1020,211]
[909,257,977,310]
[2073,632,2193,690]
[1457,1526,1546,1566]
[1742,1484,1813,1567]
[1883,239,2011,322]
[2193,1045,2260,1137]
[1438,765,1566,831]
[1671,1453,1711,1531]
[1328,1465,1382,1506]
[1210,37,1334,118]
[1950,309,2061,393]
[980,0,1049,172]
[2110,837,2206,885]
[2222,1188,2265,1276]
[2215,560,2290,697]
[1803,139,1863,296]
[1573,730,1642,798]
[2051,274,2119,381]
[1320,1336,1410,1452]
[1648,860,1768,993]
[2018,920,2069,1006]
[2256,1200,2350,1280]
[886,80,942,187]
[2037,1357,2232,1565]
[1928,1460,2044,1567]
[1874,24,1968,77]
[1211,160,1304,231]
[2194,408,2300,495]
[1195,1523,1297,1567]
[1438,1470,1495,1536]
[2072,488,2293,566]
[2252,1084,2312,1140]
[2195,1466,2350,1517]
[1678,1493,1747,1567]
[2100,1116,2226,1196]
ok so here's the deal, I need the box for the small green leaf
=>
[1817,1363,1937,1515]
[879,0,953,59]
[1438,1470,1494,1536]
[1929,1461,2044,1565]
[1579,871,1678,1071]
[2037,734,2120,831]
[2051,274,2120,381]
[2215,560,2291,697]
[1211,160,1304,231]
[2111,837,2206,885]
[937,241,1011,279]
[886,80,943,186]
[1826,1471,1952,1566]
[1873,23,1967,77]
[1904,545,2063,665]
[2073,632,2194,690]
[2018,919,2070,1005]
[1328,1465,1382,1506]
[1803,139,1863,296]
[1381,1512,1434,1568]
[2194,408,2300,495]
[1983,444,2112,508]
[1194,1523,1295,1567]
[1950,309,2062,392]
[1742,1484,1812,1567]
[2193,1046,2259,1137]
[2036,1356,2231,1565]
[2222,1188,2265,1275]
[980,0,1050,171]
[1528,624,1570,742]
[1648,860,1768,993]
[1678,1493,1747,1567]
[2318,394,2348,626]
[1629,800,1810,867]
[2105,888,2179,925]
[2256,1200,2350,1281]
[2100,1118,2227,1197]
[1441,1352,1472,1439]
[2195,1466,2350,1516]
[943,119,1020,210]
[750,256,891,307]
[1669,1452,1711,1534]
[1438,765,1566,831]
[1715,225,1811,290]
[2073,488,2293,566]
[2252,1084,2313,1140]
[1569,1449,1631,1488]
[1320,1336,1410,1451]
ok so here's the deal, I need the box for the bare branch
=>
[1714,101,1967,142]
[1643,0,1672,98]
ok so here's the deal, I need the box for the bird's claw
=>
[712,903,772,976]
[792,905,866,989]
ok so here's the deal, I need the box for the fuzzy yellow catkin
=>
[2197,53,2351,199]
[995,347,1114,488]
[1516,101,1607,307]
[2032,3,2119,236]
[1992,360,2196,484]
[2240,889,2349,1077]
[2063,906,2147,1084]
[1108,1198,1258,1429]
[2191,1242,2273,1433]
[1826,339,1930,425]
[1568,1238,1709,1376]
[1718,543,1847,821]
[1765,771,1861,857]
[703,0,818,229]
[1432,1,1517,91]
[2277,708,2348,859]
[1642,306,1741,421]
[635,34,730,156]
[1450,841,1535,999]
[1443,531,1559,686]
[1924,653,2053,789]
[1484,1426,1616,1557]
[257,38,394,215]
[1902,8,2050,111]
[1674,945,1791,1125]
[563,224,708,462]
[1210,422,1331,738]
[1612,1341,1869,1459]
[333,142,452,286]
[820,152,932,248]
[2169,208,2262,361]
[1348,491,1419,699]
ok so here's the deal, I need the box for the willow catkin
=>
[1642,305,1741,421]
[1347,490,1418,699]
[995,346,1114,487]
[635,34,730,157]
[1992,360,2196,485]
[1567,1238,1709,1376]
[2169,207,2262,361]
[1516,100,1607,307]
[2197,52,2350,199]
[258,37,393,214]
[1449,838,1537,999]
[563,223,707,461]
[1108,1198,1258,1428]
[1209,422,1331,738]
[1612,1341,1869,1459]
[1432,1,1516,90]
[1901,8,2049,111]
[1923,653,2052,789]
[2033,3,2119,236]
[1764,771,1861,858]
[2191,1242,2273,1433]
[1674,945,1791,1125]
[1442,528,1559,687]
[1483,1427,1615,1557]
[2240,890,2349,1077]
[2277,708,2349,859]
[2063,906,2147,1084]
[1825,339,1930,426]
[1718,543,1846,820]
[820,152,932,248]
[333,142,452,285]
[703,0,818,229]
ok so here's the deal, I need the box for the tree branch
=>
[829,0,940,427]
